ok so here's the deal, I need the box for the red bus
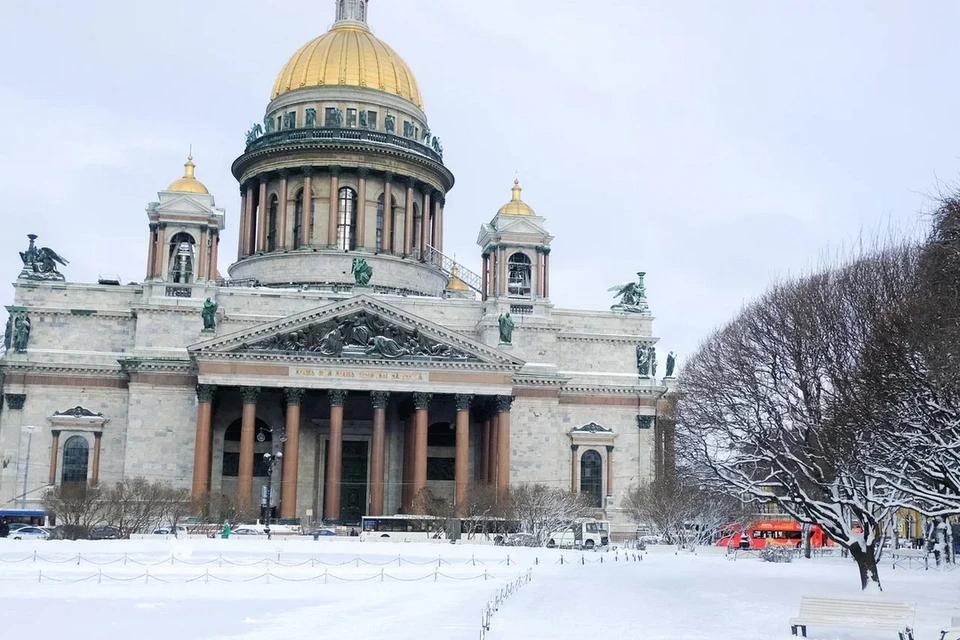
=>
[717,520,831,550]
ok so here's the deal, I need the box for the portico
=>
[187,295,522,523]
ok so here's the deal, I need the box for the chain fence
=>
[480,569,534,640]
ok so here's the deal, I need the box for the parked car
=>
[311,528,338,539]
[90,526,121,540]
[152,525,188,536]
[7,522,34,532]
[11,526,49,540]
[232,526,266,536]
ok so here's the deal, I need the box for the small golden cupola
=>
[167,154,210,195]
[446,264,471,292]
[497,179,536,216]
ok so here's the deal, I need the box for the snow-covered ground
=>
[0,538,956,639]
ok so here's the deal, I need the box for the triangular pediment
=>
[156,195,216,216]
[190,295,525,368]
[493,214,551,237]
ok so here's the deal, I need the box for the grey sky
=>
[2,0,958,361]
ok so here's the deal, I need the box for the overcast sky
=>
[2,0,959,362]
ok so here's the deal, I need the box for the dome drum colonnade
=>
[228,0,454,293]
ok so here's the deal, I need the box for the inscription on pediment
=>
[248,311,476,362]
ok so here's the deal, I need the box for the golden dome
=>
[497,179,536,216]
[271,22,423,108]
[446,265,471,292]
[167,154,210,195]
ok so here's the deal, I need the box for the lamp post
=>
[262,452,283,539]
[20,426,38,509]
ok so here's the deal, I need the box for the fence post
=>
[484,569,488,581]
[324,567,328,584]
[434,569,438,582]
[205,568,209,584]
[581,555,585,565]
[98,568,102,584]
[38,569,42,583]
[33,550,37,563]
[77,553,81,566]
[381,568,384,582]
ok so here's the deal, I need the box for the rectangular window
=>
[346,108,358,128]
[325,108,338,127]
[367,111,378,129]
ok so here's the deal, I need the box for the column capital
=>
[157,222,168,230]
[371,391,391,409]
[284,388,306,406]
[494,395,514,413]
[328,389,348,407]
[384,170,395,181]
[196,384,218,403]
[278,168,290,179]
[149,222,159,233]
[240,386,261,404]
[302,166,315,176]
[542,247,552,255]
[405,177,417,189]
[413,391,433,410]
[606,445,614,453]
[51,429,61,438]
[330,165,342,177]
[455,394,474,412]
[571,444,580,452]
[357,167,370,178]
[94,431,103,440]
[5,394,25,410]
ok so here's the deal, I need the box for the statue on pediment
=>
[385,114,396,133]
[202,298,218,331]
[666,351,677,377]
[317,327,344,357]
[366,335,407,359]
[352,258,373,287]
[498,313,514,345]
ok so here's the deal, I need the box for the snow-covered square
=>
[0,538,956,640]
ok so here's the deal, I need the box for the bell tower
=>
[477,180,553,302]
[145,154,226,283]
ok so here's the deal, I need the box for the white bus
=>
[360,515,447,542]
[546,519,610,550]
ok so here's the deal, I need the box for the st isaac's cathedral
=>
[0,0,672,529]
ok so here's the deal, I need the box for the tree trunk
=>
[849,544,883,591]
[802,524,812,559]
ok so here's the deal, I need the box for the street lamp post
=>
[262,452,283,539]
[20,426,38,509]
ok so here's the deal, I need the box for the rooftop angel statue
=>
[609,272,648,313]
[19,235,69,281]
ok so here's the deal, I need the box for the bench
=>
[940,616,960,640]
[790,595,916,640]
[892,548,928,570]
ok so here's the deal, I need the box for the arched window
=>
[412,202,422,257]
[168,232,196,284]
[267,195,279,252]
[508,252,532,297]
[222,417,273,477]
[62,436,89,485]
[293,190,304,249]
[580,450,603,508]
[337,187,358,251]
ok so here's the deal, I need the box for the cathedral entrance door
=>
[340,440,369,526]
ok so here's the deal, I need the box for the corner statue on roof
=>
[609,272,648,313]
[202,298,218,331]
[498,313,515,345]
[18,234,69,281]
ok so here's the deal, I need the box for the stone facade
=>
[0,2,673,528]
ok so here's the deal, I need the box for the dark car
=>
[311,528,338,539]
[90,526,121,540]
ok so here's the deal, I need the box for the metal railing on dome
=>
[245,127,444,163]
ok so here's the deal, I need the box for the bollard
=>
[601,555,604,564]
[581,555,585,565]
[535,557,539,565]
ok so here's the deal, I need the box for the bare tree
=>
[622,477,747,546]
[102,477,170,536]
[508,484,588,546]
[676,245,917,590]
[42,482,106,535]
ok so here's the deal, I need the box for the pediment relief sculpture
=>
[247,311,476,362]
